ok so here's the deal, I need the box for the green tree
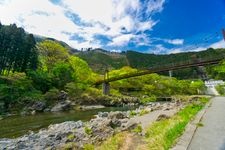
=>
[52,63,74,89]
[0,24,37,74]
[37,40,69,71]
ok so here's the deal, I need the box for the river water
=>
[0,106,135,138]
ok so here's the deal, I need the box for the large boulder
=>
[108,111,128,120]
[51,100,71,112]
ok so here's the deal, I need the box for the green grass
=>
[132,124,143,134]
[145,97,209,150]
[96,132,128,150]
[129,110,137,117]
[196,122,204,127]
[139,109,149,116]
[84,144,95,150]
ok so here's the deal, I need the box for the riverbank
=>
[0,106,138,138]
[0,100,184,150]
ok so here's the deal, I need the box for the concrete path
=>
[130,104,182,132]
[206,87,219,96]
[188,97,225,150]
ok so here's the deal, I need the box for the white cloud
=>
[169,40,225,54]
[147,0,165,14]
[108,34,135,46]
[209,40,225,49]
[165,39,184,45]
[0,0,166,49]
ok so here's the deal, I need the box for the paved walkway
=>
[188,97,225,150]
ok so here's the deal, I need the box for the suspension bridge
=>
[96,56,225,95]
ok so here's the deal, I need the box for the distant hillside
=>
[126,48,225,79]
[126,48,225,68]
[76,49,129,73]
[33,35,225,79]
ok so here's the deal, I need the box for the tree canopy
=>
[0,24,38,74]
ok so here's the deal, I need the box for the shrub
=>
[129,110,137,117]
[84,126,93,135]
[0,73,43,110]
[44,88,59,105]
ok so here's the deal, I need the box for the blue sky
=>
[0,0,225,53]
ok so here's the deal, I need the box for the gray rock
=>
[58,90,68,101]
[98,112,108,118]
[51,100,71,112]
[156,114,170,121]
[29,101,46,112]
[121,120,138,131]
[0,121,84,149]
[31,110,36,115]
[108,111,128,119]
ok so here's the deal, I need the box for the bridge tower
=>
[169,70,172,77]
[102,69,110,95]
[222,28,225,41]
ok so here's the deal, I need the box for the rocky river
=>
[0,101,183,150]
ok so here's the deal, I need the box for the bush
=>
[0,73,43,110]
[44,88,59,105]
[27,70,53,93]
[129,110,137,117]
[215,84,225,95]
[65,82,88,99]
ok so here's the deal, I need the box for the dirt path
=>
[119,104,183,150]
[120,133,147,150]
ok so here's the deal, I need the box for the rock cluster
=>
[0,111,137,150]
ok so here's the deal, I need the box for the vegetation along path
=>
[188,97,225,150]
